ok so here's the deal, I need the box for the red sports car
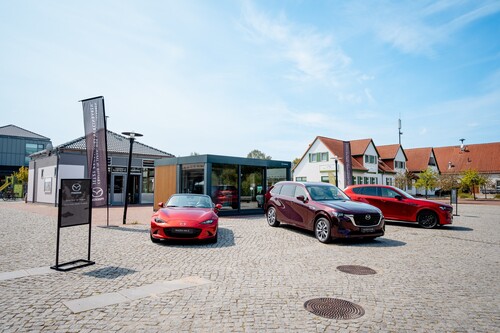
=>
[344,185,453,229]
[150,194,222,243]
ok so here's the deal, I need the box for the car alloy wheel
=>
[417,211,438,229]
[266,207,280,227]
[315,217,331,243]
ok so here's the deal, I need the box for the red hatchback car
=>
[264,181,385,243]
[150,194,222,243]
[344,185,453,229]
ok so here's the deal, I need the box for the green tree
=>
[414,167,438,198]
[247,149,271,160]
[292,157,301,168]
[13,166,29,184]
[460,169,486,200]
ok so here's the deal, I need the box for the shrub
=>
[459,193,472,199]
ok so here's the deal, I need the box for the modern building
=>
[154,154,291,215]
[28,130,173,205]
[0,124,52,180]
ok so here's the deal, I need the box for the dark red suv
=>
[344,185,453,228]
[264,181,385,243]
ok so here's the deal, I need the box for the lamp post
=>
[333,156,338,187]
[122,131,143,225]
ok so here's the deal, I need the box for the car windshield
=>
[166,195,213,208]
[306,185,349,201]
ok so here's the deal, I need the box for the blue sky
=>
[1,0,499,161]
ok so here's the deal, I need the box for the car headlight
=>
[332,212,344,218]
[200,219,215,225]
[154,217,167,224]
[439,206,452,212]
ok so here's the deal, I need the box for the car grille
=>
[164,228,202,238]
[348,213,382,227]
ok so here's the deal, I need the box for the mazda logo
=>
[365,214,371,220]
[92,187,104,197]
[72,183,81,192]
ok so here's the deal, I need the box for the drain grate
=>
[337,265,376,275]
[304,298,365,320]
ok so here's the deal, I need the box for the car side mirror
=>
[214,203,223,212]
[296,195,308,203]
[394,195,403,201]
[158,202,165,208]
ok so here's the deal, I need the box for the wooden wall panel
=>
[154,165,177,208]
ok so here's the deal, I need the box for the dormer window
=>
[364,155,377,164]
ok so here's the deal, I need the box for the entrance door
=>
[112,175,124,205]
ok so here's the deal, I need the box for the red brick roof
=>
[317,136,367,171]
[350,138,377,156]
[434,142,500,174]
[405,147,436,172]
[378,144,407,161]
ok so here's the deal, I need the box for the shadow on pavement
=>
[154,227,235,248]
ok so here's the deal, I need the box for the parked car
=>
[264,181,385,243]
[343,185,453,229]
[150,194,222,243]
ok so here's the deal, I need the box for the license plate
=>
[361,228,375,233]
[172,228,193,234]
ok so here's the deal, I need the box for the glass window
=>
[280,184,296,197]
[241,165,265,210]
[181,163,205,194]
[296,177,307,182]
[294,186,308,199]
[142,168,155,193]
[363,186,378,196]
[211,164,238,210]
[381,187,400,198]
[321,176,329,183]
[364,177,369,184]
[270,184,282,194]
[267,168,287,191]
[321,152,328,161]
[358,176,363,184]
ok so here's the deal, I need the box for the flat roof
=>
[155,154,291,168]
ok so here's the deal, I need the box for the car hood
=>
[321,200,382,214]
[158,207,216,222]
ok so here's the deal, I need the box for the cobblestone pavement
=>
[0,201,499,332]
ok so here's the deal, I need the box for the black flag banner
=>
[343,141,353,187]
[81,96,108,207]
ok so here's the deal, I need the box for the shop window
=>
[142,168,155,193]
[241,165,265,209]
[212,164,238,210]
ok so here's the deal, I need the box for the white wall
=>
[36,166,58,204]
[293,139,345,187]
[363,143,379,173]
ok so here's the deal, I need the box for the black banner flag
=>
[81,96,108,207]
[343,141,353,187]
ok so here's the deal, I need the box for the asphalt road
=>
[0,201,499,332]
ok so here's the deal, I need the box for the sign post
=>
[51,179,95,271]
[451,188,459,216]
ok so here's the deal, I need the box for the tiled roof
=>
[434,142,500,174]
[0,124,50,140]
[378,159,396,174]
[57,130,174,157]
[405,147,435,172]
[317,136,368,171]
[378,144,406,161]
[350,138,372,155]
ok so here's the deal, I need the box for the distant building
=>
[404,147,440,196]
[434,142,500,193]
[293,136,406,189]
[28,130,173,205]
[0,124,52,180]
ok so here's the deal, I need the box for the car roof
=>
[275,181,335,186]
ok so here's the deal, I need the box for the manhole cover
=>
[304,298,365,320]
[337,265,376,275]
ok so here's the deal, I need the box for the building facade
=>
[28,130,173,206]
[0,124,52,180]
[154,155,291,215]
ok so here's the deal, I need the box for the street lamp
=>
[333,155,338,187]
[122,131,143,225]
